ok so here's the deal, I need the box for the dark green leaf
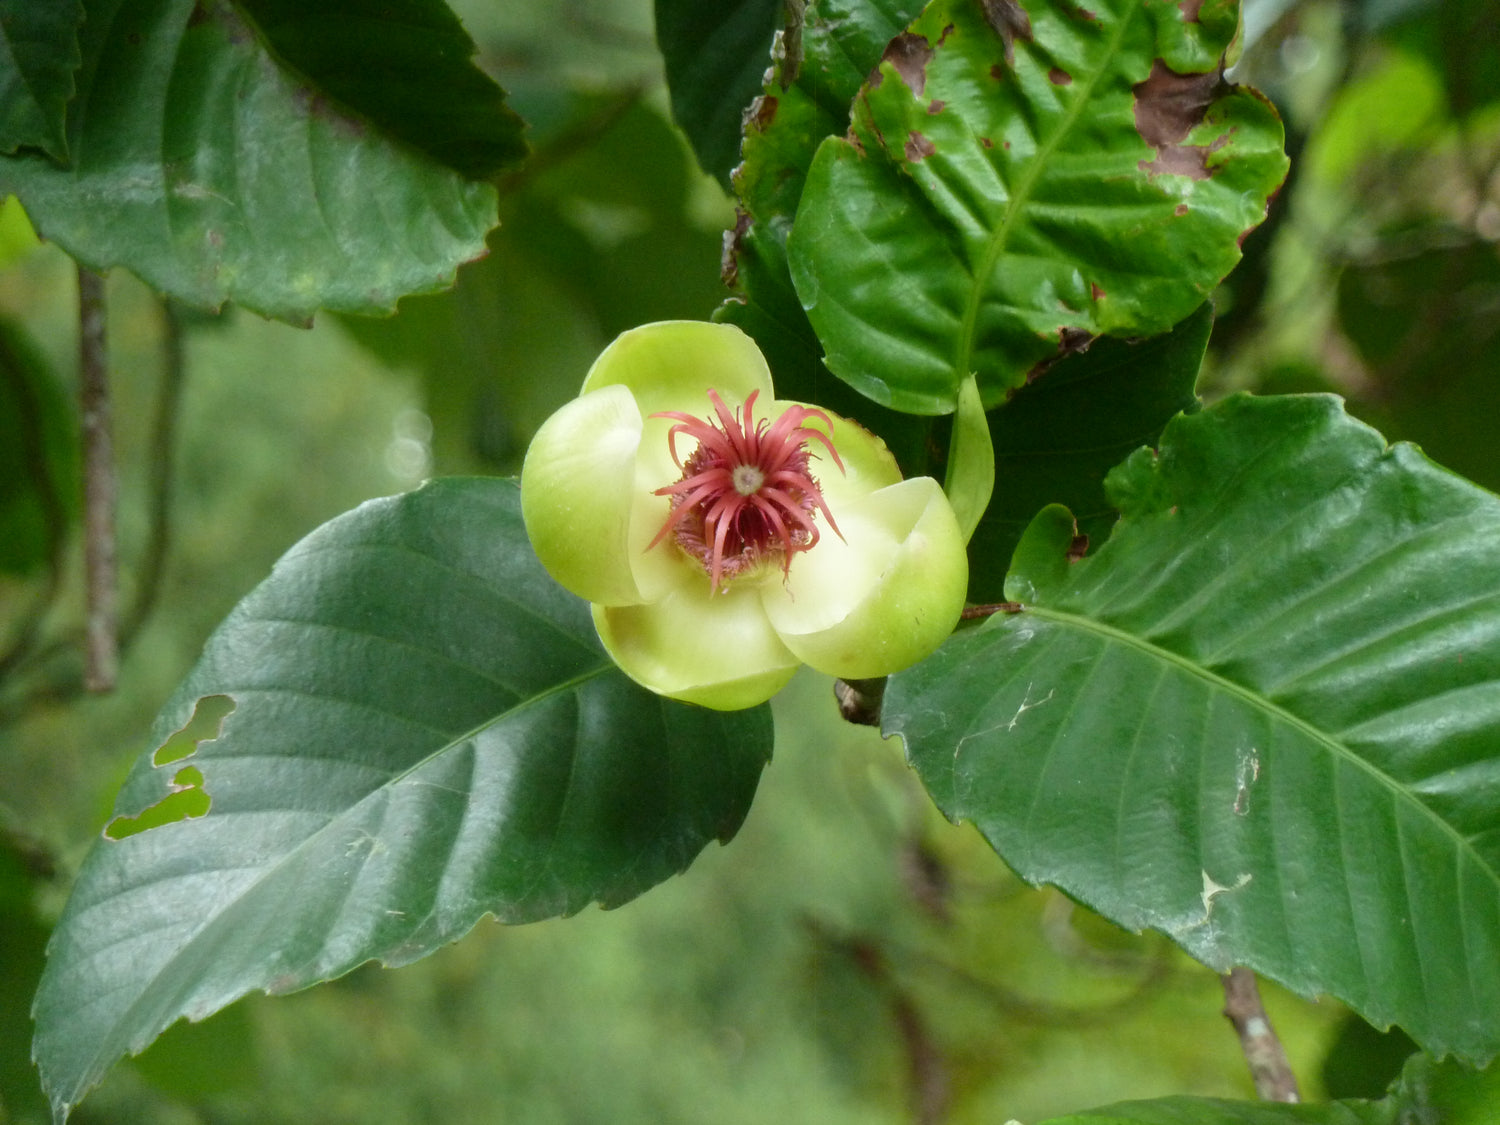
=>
[788,0,1288,413]
[0,834,51,1124]
[888,395,1500,1064]
[0,313,77,576]
[1037,1050,1500,1124]
[0,0,83,158]
[718,0,932,477]
[0,0,498,322]
[654,0,781,186]
[968,302,1209,600]
[341,99,727,472]
[237,0,528,180]
[32,477,772,1121]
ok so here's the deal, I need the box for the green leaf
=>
[0,0,500,323]
[787,0,1288,414]
[967,301,1209,601]
[718,0,933,478]
[32,477,772,1121]
[944,371,994,544]
[654,0,781,186]
[0,313,77,576]
[0,0,83,158]
[887,395,1500,1064]
[1041,1100,1393,1124]
[237,0,528,180]
[1040,1053,1500,1125]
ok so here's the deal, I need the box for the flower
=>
[520,321,968,710]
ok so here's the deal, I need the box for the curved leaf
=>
[967,301,1209,600]
[718,0,933,477]
[237,0,527,180]
[654,0,780,186]
[887,395,1500,1064]
[32,477,772,1121]
[0,0,83,157]
[788,0,1288,413]
[0,0,499,322]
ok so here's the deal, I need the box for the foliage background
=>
[1,0,1493,1120]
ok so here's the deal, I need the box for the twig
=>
[1221,967,1301,1102]
[960,601,1024,619]
[77,267,116,692]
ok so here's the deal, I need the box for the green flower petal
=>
[763,477,967,679]
[593,586,800,710]
[581,321,774,418]
[520,384,647,606]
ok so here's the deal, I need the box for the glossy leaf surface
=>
[0,0,500,322]
[888,395,1500,1063]
[967,301,1208,600]
[654,0,780,186]
[1044,1052,1500,1125]
[718,0,931,475]
[32,477,772,1121]
[788,0,1288,413]
[0,0,82,157]
[237,0,527,180]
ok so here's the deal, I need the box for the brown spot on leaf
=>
[1175,202,1189,216]
[721,209,752,288]
[980,136,994,148]
[749,95,778,133]
[905,131,937,161]
[1181,0,1204,19]
[1090,281,1104,301]
[1132,59,1227,180]
[1059,326,1093,353]
[1072,5,1100,20]
[1048,67,1072,86]
[928,99,945,115]
[980,0,1033,67]
[883,32,934,96]
[990,64,1006,81]
[1066,534,1090,562]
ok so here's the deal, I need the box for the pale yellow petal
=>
[593,586,799,710]
[520,384,647,606]
[762,477,967,679]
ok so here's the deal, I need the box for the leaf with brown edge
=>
[788,0,1287,414]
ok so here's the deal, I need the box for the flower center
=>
[647,389,845,593]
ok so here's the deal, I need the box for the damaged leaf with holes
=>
[787,0,1288,414]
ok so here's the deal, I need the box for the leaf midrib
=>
[953,5,1137,386]
[1021,604,1499,888]
[63,657,615,1103]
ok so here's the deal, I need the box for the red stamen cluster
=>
[648,389,845,593]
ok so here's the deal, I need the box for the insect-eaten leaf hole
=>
[104,695,234,840]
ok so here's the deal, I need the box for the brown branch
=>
[960,601,1024,619]
[77,267,116,693]
[1221,967,1301,1102]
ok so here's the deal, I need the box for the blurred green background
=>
[3,0,1493,1120]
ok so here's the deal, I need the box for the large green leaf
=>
[718,0,933,477]
[32,477,772,1121]
[0,0,501,323]
[788,0,1288,414]
[0,0,83,157]
[886,395,1500,1064]
[653,0,780,186]
[1041,1052,1500,1125]
[967,301,1209,599]
[237,0,527,180]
